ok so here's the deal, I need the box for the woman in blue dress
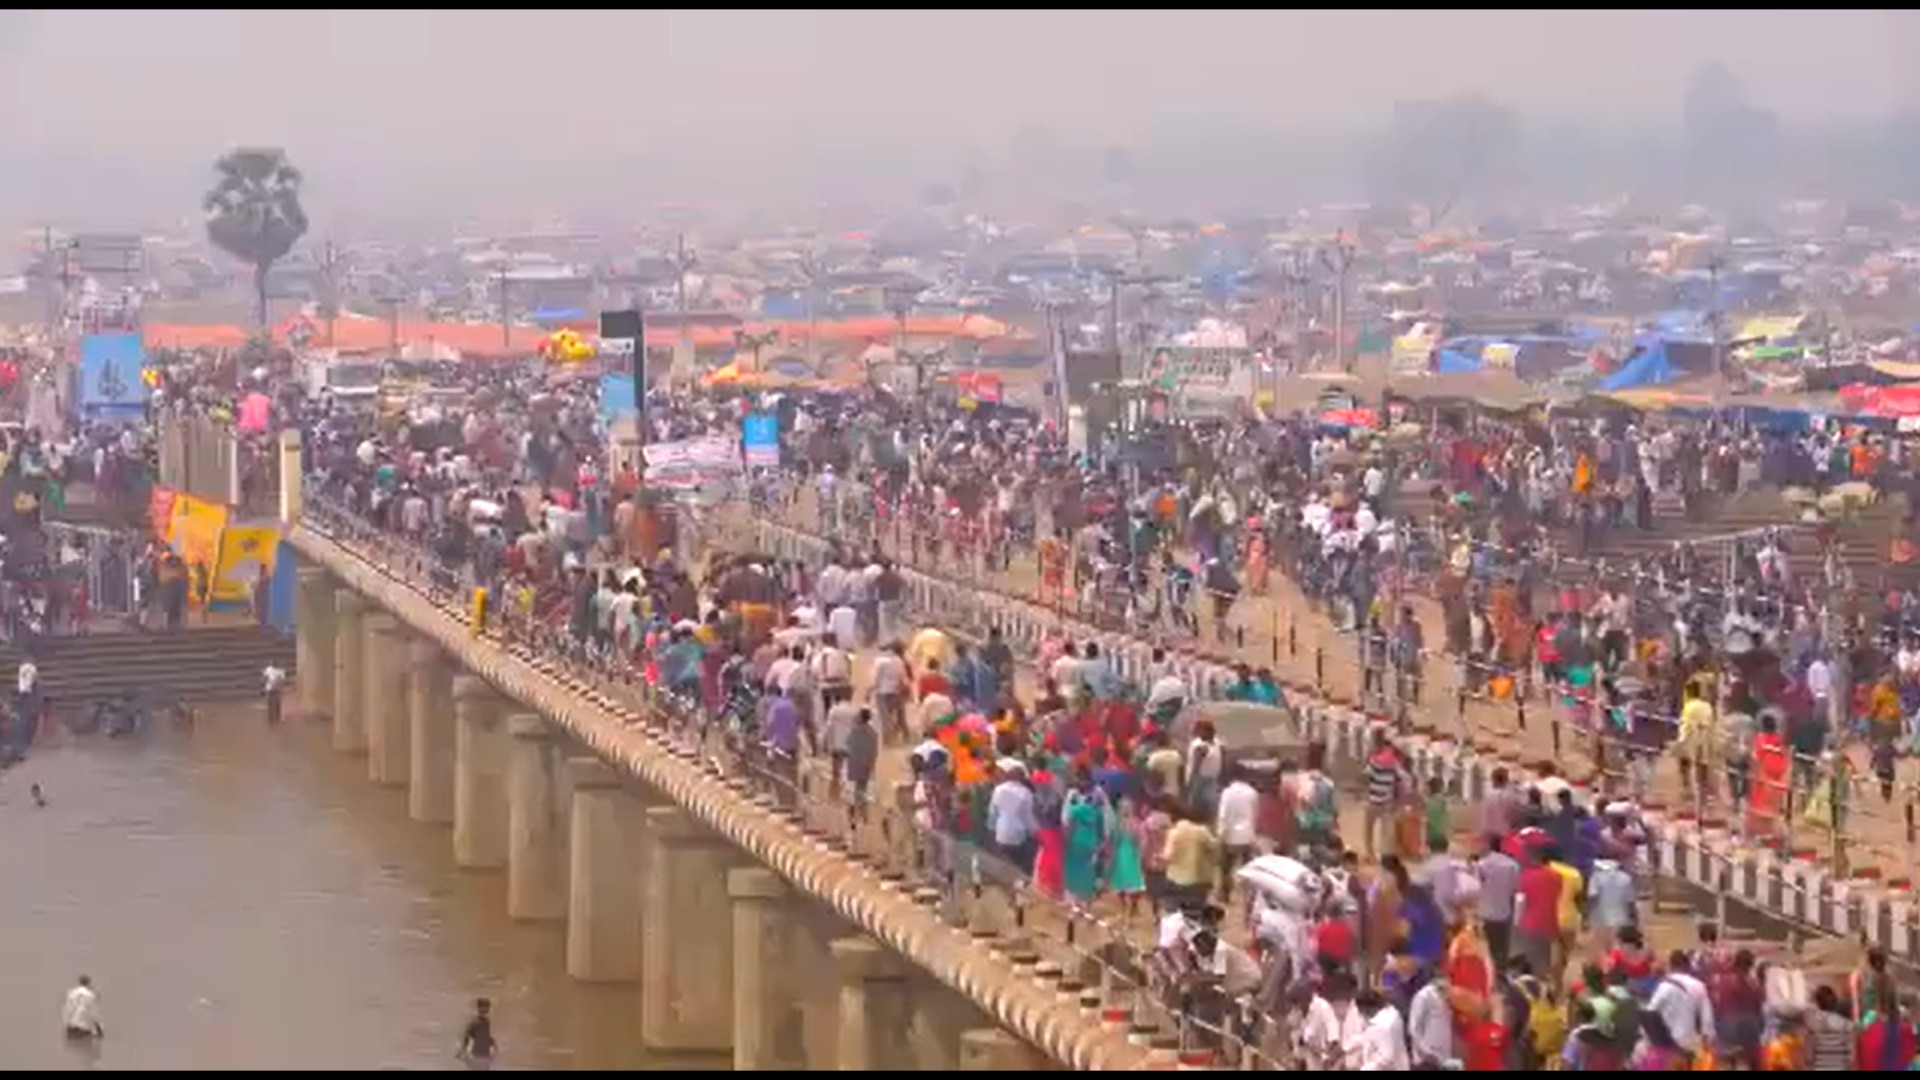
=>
[1061,778,1108,905]
[1105,796,1147,916]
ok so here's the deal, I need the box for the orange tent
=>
[144,311,1025,359]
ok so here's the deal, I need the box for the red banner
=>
[955,370,1003,405]
[149,486,177,541]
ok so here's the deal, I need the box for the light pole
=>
[734,329,778,373]
[1707,253,1727,382]
[495,264,512,350]
[380,294,403,352]
[1041,298,1070,430]
[797,251,823,371]
[1321,230,1357,374]
[899,344,949,402]
[316,238,345,348]
[670,233,697,366]
[884,281,923,349]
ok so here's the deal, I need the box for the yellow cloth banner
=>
[212,524,281,607]
[168,495,229,608]
[169,495,228,571]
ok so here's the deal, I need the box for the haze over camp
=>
[13,8,1920,1073]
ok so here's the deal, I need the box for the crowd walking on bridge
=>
[189,352,1920,1071]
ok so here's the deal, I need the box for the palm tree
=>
[203,147,309,329]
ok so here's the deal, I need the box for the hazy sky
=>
[0,10,1913,228]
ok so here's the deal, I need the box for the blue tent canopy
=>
[1601,342,1677,392]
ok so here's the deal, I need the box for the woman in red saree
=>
[1037,536,1067,605]
[1750,713,1789,835]
[1445,919,1505,1072]
[1031,768,1066,899]
[1243,529,1270,596]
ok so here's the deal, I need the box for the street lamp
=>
[1319,230,1357,374]
[797,251,824,370]
[898,344,949,401]
[734,329,778,373]
[883,281,925,350]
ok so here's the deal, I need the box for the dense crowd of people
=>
[123,346,1920,1070]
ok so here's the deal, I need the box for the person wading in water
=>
[457,997,496,1067]
[62,974,102,1042]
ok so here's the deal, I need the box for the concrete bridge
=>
[285,510,1166,1071]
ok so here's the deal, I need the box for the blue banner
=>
[742,412,780,468]
[266,538,298,634]
[598,373,637,423]
[78,332,149,422]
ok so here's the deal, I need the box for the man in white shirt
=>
[826,602,859,652]
[1048,643,1084,703]
[262,664,287,725]
[763,648,800,696]
[813,643,853,710]
[1297,973,1365,1071]
[1214,769,1260,900]
[1648,955,1716,1054]
[1406,974,1456,1067]
[1805,655,1833,720]
[1355,992,1410,1071]
[869,646,908,743]
[63,975,102,1040]
[986,762,1038,872]
[816,561,848,611]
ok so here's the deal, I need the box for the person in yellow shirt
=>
[1161,811,1220,909]
[1547,853,1585,985]
[1677,685,1720,809]
[1869,676,1902,746]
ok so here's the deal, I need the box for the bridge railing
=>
[734,501,1907,987]
[298,497,1284,1069]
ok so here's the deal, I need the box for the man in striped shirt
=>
[1363,731,1406,860]
[1805,986,1857,1070]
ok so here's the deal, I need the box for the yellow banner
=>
[168,495,229,608]
[212,524,281,607]
[169,495,228,570]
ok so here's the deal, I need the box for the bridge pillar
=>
[295,567,334,719]
[641,805,737,1053]
[728,867,810,1071]
[364,615,411,787]
[452,675,509,870]
[907,989,980,1071]
[331,589,368,754]
[506,714,568,921]
[830,937,915,1070]
[565,758,645,982]
[960,1028,1049,1071]
[407,640,456,825]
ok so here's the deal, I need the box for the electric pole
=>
[1042,298,1070,430]
[734,328,778,373]
[1098,267,1168,373]
[316,238,345,348]
[1707,253,1726,382]
[798,250,823,371]
[39,225,57,331]
[1321,230,1357,374]
[381,295,403,352]
[495,264,511,350]
[899,344,949,402]
[671,233,696,344]
[885,281,923,354]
